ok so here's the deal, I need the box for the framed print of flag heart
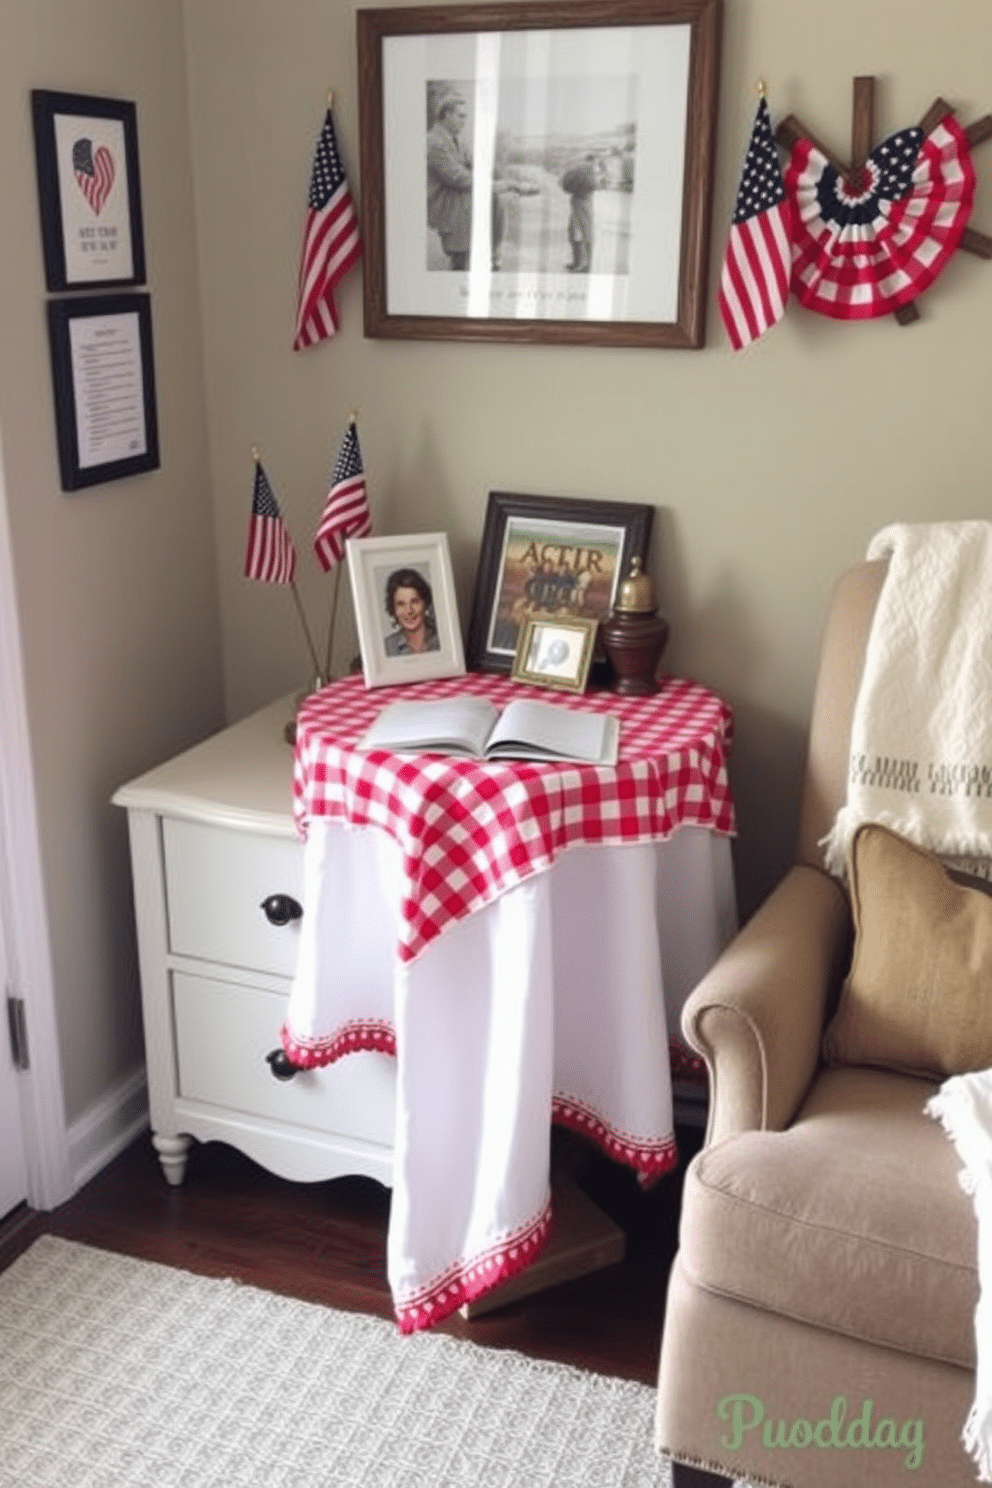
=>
[31,89,146,291]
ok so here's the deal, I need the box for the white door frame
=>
[0,427,72,1210]
[0,865,28,1217]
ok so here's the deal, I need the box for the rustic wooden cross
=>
[774,76,992,324]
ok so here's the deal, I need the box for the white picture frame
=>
[347,532,466,688]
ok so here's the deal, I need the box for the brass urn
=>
[599,556,669,696]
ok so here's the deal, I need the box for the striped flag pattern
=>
[784,113,975,320]
[313,421,371,571]
[244,461,297,584]
[293,108,362,349]
[718,98,792,350]
[72,138,115,215]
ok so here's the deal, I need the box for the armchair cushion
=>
[823,822,992,1078]
[679,1064,977,1368]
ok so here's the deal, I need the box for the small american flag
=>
[718,97,792,351]
[72,137,115,215]
[313,421,372,571]
[293,108,362,350]
[244,461,297,584]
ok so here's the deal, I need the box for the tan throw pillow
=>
[822,821,992,1079]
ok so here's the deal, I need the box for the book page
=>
[356,696,499,755]
[486,699,617,763]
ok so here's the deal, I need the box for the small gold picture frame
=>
[511,614,599,693]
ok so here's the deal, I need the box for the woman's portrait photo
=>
[346,533,466,689]
[381,566,440,657]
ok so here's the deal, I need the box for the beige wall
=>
[184,0,992,918]
[2,0,990,1135]
[0,0,224,1124]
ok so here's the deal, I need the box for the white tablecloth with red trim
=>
[281,672,736,1331]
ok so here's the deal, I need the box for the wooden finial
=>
[757,78,767,98]
[349,407,359,425]
[327,89,335,109]
[251,445,260,463]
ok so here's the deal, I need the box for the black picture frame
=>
[31,89,146,292]
[466,490,654,673]
[46,293,160,491]
[357,0,723,348]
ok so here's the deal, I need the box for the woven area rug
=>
[0,1235,729,1488]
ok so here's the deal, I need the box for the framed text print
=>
[357,0,722,348]
[47,293,160,490]
[31,89,147,291]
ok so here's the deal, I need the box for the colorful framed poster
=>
[466,490,653,673]
[31,89,146,291]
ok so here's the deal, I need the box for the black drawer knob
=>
[260,893,302,926]
[265,1049,300,1081]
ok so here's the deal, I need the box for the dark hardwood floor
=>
[0,1122,702,1385]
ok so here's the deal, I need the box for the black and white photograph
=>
[347,533,466,688]
[424,75,636,279]
[358,0,722,348]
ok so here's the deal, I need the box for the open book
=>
[356,695,620,766]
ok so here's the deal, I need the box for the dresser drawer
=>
[172,971,396,1145]
[163,817,304,977]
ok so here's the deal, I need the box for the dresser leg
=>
[152,1132,192,1186]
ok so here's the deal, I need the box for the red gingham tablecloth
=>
[293,671,735,964]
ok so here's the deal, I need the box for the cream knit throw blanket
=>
[928,1071,992,1482]
[822,521,992,877]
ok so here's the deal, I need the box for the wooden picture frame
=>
[347,532,467,688]
[357,0,722,348]
[31,89,146,292]
[466,490,653,673]
[46,293,160,491]
[511,613,598,692]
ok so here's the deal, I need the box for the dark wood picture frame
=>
[466,490,653,673]
[357,0,722,348]
[31,89,146,292]
[47,293,160,491]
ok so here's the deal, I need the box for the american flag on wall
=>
[718,97,792,351]
[313,420,372,571]
[244,461,297,584]
[72,138,115,215]
[293,107,362,349]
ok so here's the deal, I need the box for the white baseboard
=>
[68,1065,149,1193]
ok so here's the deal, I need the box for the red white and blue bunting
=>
[785,112,976,320]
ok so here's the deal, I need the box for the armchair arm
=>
[683,864,852,1145]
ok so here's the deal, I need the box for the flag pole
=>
[293,581,324,686]
[251,444,323,688]
[324,565,343,681]
[322,408,359,680]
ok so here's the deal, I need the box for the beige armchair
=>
[656,561,979,1487]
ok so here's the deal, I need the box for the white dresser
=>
[113,696,396,1189]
